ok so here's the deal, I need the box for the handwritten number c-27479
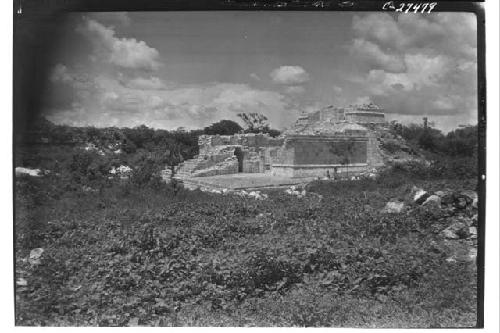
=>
[382,2,437,13]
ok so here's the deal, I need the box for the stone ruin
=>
[170,103,389,179]
[173,133,284,178]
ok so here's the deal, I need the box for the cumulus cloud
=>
[78,17,161,71]
[47,64,98,109]
[270,66,310,85]
[249,73,261,81]
[348,12,477,122]
[351,13,476,59]
[123,76,166,90]
[50,64,95,90]
[44,65,293,129]
[284,86,305,95]
[350,38,405,73]
[333,86,343,94]
[353,96,372,105]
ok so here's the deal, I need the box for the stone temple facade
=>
[173,103,386,179]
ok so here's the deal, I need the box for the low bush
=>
[15,172,477,326]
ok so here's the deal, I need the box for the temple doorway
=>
[234,147,244,172]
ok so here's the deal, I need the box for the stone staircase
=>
[176,157,202,177]
[163,146,240,180]
[162,156,202,180]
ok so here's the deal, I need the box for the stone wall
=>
[242,151,264,173]
[320,107,346,122]
[270,134,381,178]
[273,141,295,165]
[176,124,384,179]
[192,156,239,177]
[274,135,368,165]
[292,138,367,165]
[366,134,385,167]
[345,112,385,124]
[263,146,281,170]
[198,133,283,155]
[271,163,369,178]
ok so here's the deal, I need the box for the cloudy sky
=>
[43,11,477,133]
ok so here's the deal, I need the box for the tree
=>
[445,125,477,156]
[203,120,243,135]
[164,143,184,179]
[237,113,270,133]
[265,128,282,138]
[416,126,444,153]
[164,143,184,194]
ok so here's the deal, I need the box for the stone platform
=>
[177,173,316,191]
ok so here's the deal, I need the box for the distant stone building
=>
[297,103,385,125]
[171,103,386,179]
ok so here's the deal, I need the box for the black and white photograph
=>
[11,0,494,328]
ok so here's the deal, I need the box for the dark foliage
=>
[203,120,243,136]
[15,169,477,326]
[14,119,478,326]
[392,123,478,157]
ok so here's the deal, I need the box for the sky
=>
[42,11,478,133]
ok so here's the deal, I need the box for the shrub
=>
[380,140,402,154]
[204,120,243,135]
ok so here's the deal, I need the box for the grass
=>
[14,173,478,327]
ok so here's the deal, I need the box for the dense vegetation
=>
[14,119,479,327]
[15,168,478,327]
[390,122,478,157]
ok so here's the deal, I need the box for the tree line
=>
[390,121,478,157]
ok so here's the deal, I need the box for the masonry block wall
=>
[345,112,385,124]
[271,134,376,178]
[320,107,346,122]
[242,152,263,173]
[366,134,384,167]
[273,142,295,165]
[189,125,384,178]
[198,134,283,155]
[292,138,368,165]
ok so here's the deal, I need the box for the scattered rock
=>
[460,190,477,203]
[440,192,455,206]
[471,214,478,226]
[16,278,28,286]
[232,189,268,200]
[285,186,306,198]
[441,222,469,239]
[109,165,132,179]
[381,200,405,214]
[457,215,474,227]
[468,248,477,262]
[469,226,477,239]
[82,185,98,193]
[454,196,468,209]
[413,189,430,205]
[422,195,441,207]
[15,167,42,177]
[472,199,478,209]
[28,248,44,266]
